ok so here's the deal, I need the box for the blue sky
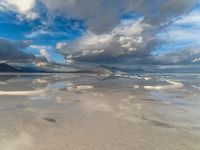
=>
[0,0,200,69]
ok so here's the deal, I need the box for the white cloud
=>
[192,58,200,63]
[24,11,38,20]
[158,8,200,44]
[26,30,49,38]
[40,48,51,62]
[7,0,35,12]
[35,61,48,67]
[0,0,38,20]
[174,9,200,26]
[56,42,68,50]
[29,45,52,62]
[26,29,68,38]
[158,28,200,42]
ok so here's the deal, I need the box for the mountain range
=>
[0,63,143,75]
[0,63,45,73]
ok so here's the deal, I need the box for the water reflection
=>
[0,73,200,149]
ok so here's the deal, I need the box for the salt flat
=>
[0,73,200,150]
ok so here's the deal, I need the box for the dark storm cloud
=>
[153,48,200,65]
[41,0,197,33]
[0,39,35,62]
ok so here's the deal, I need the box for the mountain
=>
[133,68,145,73]
[89,65,128,80]
[91,65,114,75]
[17,66,45,73]
[0,64,21,72]
[0,63,46,73]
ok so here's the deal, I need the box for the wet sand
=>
[0,73,200,150]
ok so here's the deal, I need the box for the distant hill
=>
[133,68,145,73]
[0,64,21,72]
[91,65,114,75]
[0,63,146,74]
[88,65,128,80]
[0,63,45,73]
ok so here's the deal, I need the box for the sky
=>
[0,0,200,70]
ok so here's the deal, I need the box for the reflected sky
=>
[0,73,200,149]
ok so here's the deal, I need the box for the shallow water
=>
[0,73,200,150]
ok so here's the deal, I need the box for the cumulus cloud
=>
[29,45,52,62]
[56,18,157,63]
[47,0,197,65]
[0,0,199,66]
[39,49,51,62]
[0,0,38,20]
